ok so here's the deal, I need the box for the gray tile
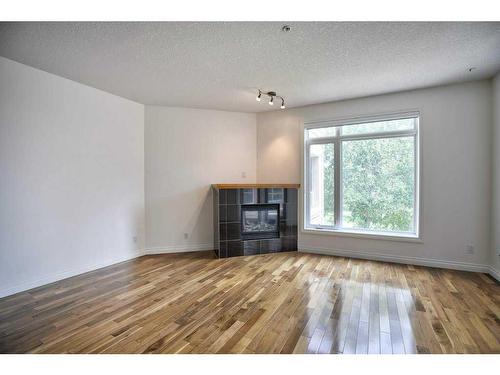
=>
[240,189,257,204]
[219,189,226,205]
[261,238,282,253]
[219,205,227,222]
[219,224,227,240]
[219,241,227,258]
[227,222,241,240]
[228,240,243,257]
[226,189,239,205]
[243,240,260,256]
[226,205,240,222]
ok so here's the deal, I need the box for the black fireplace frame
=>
[213,186,298,258]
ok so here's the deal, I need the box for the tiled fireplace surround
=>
[212,185,299,258]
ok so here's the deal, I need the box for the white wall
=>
[145,106,256,252]
[492,73,500,277]
[257,80,493,271]
[0,57,145,297]
[1,54,496,299]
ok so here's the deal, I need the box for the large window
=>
[304,113,420,238]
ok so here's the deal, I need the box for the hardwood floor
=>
[0,251,499,354]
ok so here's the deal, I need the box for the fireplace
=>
[212,184,299,258]
[241,204,279,240]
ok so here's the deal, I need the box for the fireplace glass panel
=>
[241,204,279,239]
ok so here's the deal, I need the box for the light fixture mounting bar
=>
[256,90,286,109]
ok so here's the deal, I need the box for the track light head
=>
[255,90,285,109]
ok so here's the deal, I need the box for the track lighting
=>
[255,90,286,110]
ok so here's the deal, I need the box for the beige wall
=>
[145,106,257,252]
[492,73,500,276]
[0,57,145,297]
[257,80,493,270]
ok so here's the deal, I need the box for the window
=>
[304,113,420,238]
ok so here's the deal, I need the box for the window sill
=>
[301,227,423,243]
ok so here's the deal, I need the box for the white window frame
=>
[303,111,422,241]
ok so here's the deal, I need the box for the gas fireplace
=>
[241,204,279,239]
[212,184,299,258]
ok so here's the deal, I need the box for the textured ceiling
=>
[1,22,499,112]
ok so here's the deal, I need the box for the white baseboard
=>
[299,246,491,274]
[142,243,214,255]
[3,244,494,299]
[488,266,500,282]
[0,251,144,299]
[0,243,215,299]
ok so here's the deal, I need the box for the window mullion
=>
[305,142,311,227]
[334,133,341,229]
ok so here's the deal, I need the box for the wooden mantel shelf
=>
[212,183,300,189]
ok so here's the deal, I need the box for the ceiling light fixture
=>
[256,90,286,110]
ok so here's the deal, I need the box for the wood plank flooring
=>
[0,251,499,354]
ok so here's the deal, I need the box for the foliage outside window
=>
[305,114,420,237]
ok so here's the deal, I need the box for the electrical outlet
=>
[466,244,475,254]
[241,171,246,178]
[184,233,189,240]
[133,236,138,244]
